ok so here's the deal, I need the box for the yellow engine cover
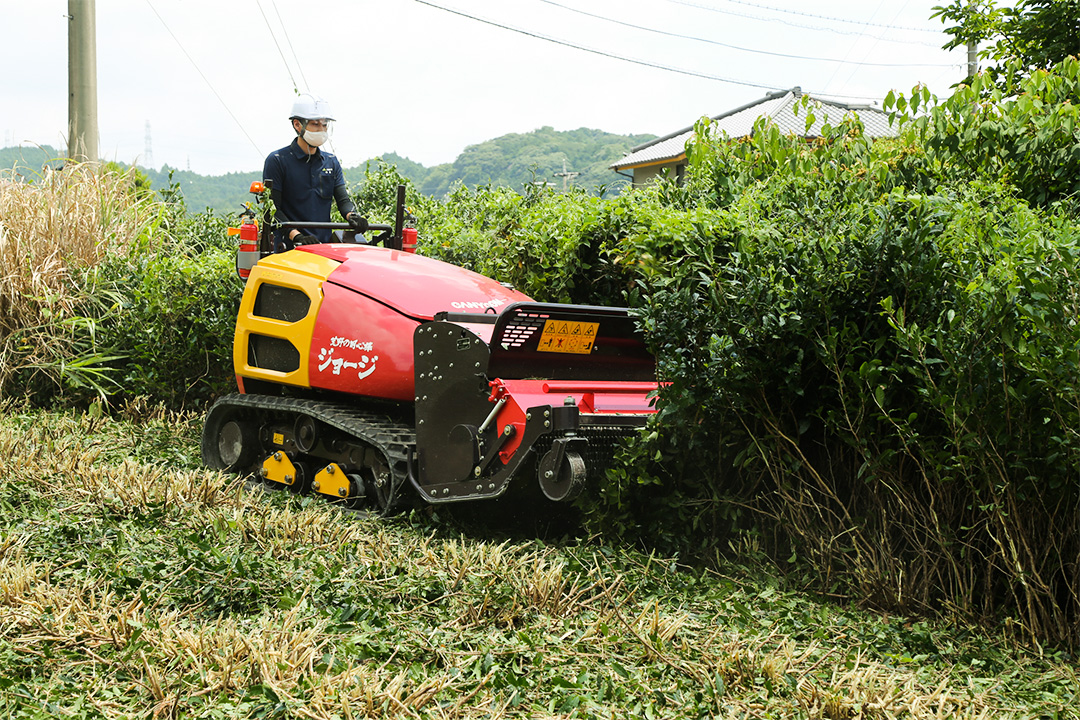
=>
[234,251,341,389]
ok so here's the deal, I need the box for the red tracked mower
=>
[202,183,657,512]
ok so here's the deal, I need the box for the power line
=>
[413,0,787,91]
[665,0,945,46]
[688,0,940,33]
[537,0,955,68]
[271,0,309,93]
[142,0,262,157]
[823,0,913,98]
[256,0,302,93]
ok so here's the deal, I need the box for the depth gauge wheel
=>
[538,448,586,502]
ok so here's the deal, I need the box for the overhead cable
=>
[271,0,310,93]
[682,0,940,32]
[256,0,302,93]
[537,0,955,68]
[142,0,262,156]
[666,0,944,46]
[414,0,789,91]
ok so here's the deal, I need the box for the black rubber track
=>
[203,393,416,513]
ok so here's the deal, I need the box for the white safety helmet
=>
[289,93,335,122]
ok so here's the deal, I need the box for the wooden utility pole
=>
[68,0,98,162]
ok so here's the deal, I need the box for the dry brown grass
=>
[0,162,160,398]
[1,410,1076,718]
[0,162,155,331]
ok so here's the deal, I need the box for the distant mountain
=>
[143,167,262,217]
[0,144,64,177]
[368,127,657,197]
[0,126,656,214]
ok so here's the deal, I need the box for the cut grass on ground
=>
[0,406,1077,719]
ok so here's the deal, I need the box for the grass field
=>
[0,406,1076,719]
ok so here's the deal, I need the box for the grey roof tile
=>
[612,88,896,170]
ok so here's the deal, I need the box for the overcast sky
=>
[2,0,973,177]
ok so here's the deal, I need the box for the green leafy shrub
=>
[93,235,239,408]
[578,147,1080,647]
[886,56,1080,209]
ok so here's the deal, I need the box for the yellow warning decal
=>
[537,319,599,354]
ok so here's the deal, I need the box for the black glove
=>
[293,233,319,245]
[347,214,369,233]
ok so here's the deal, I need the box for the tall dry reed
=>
[0,161,162,398]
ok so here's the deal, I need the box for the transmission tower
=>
[144,120,153,168]
[553,158,580,191]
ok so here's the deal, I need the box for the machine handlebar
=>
[276,220,394,246]
[256,180,406,253]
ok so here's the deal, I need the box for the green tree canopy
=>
[934,0,1080,89]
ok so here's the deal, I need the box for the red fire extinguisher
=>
[401,209,418,253]
[401,227,418,253]
[229,210,260,279]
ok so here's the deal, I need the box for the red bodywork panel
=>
[488,378,658,463]
[308,282,419,401]
[302,244,529,320]
[299,244,531,402]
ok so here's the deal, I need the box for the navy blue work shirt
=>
[263,139,352,249]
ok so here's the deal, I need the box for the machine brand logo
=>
[450,299,506,310]
[317,337,378,380]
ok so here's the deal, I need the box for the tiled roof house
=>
[611,87,897,187]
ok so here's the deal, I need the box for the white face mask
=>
[303,130,328,147]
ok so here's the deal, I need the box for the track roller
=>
[259,451,310,493]
[313,463,352,499]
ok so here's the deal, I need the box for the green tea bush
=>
[570,61,1080,647]
[407,57,1080,647]
[93,227,239,408]
[599,178,1076,633]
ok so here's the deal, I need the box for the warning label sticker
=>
[536,319,599,354]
